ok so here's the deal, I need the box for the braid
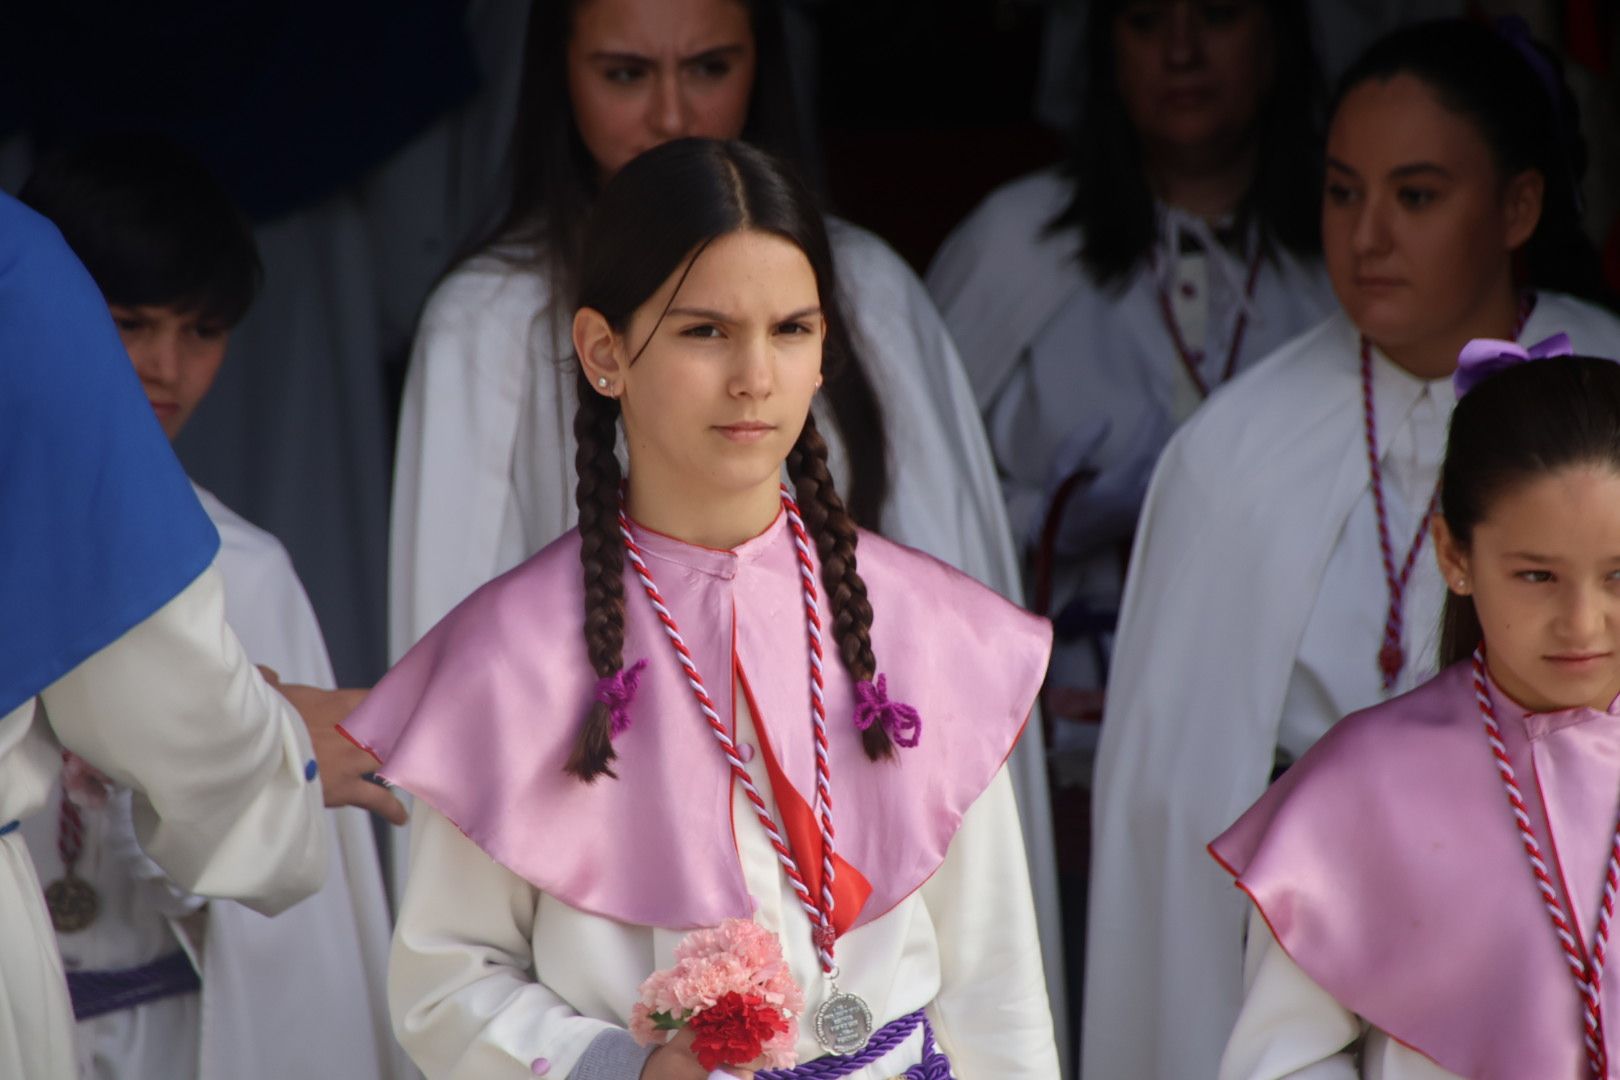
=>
[786,413,893,762]
[564,370,628,781]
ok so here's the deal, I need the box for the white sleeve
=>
[389,803,621,1080]
[918,765,1061,1078]
[37,563,326,915]
[101,785,208,919]
[1219,907,1363,1080]
[388,280,529,661]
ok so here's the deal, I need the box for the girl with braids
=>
[343,138,1061,1080]
[387,0,1061,1020]
[1213,342,1620,1078]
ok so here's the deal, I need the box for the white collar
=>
[1364,341,1457,460]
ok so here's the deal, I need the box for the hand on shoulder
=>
[261,667,408,825]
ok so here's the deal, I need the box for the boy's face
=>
[108,303,229,439]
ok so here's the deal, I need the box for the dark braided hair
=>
[787,413,893,762]
[562,368,629,780]
[564,138,893,781]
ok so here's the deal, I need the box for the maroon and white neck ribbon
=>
[1361,294,1534,690]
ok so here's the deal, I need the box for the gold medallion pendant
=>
[45,872,100,934]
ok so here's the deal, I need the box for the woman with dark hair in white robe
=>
[929,0,1336,699]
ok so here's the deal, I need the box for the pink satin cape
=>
[342,512,1051,933]
[1210,662,1620,1078]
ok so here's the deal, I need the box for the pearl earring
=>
[596,376,609,389]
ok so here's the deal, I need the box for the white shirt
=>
[1277,356,1455,760]
[928,170,1336,691]
[389,688,1058,1080]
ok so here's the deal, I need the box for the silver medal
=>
[813,987,873,1055]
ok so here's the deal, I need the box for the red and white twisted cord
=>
[782,490,839,956]
[618,488,840,972]
[1474,649,1616,1075]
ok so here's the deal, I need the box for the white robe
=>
[0,563,327,1080]
[389,693,1058,1080]
[19,488,406,1079]
[386,219,1066,1048]
[1082,294,1620,1080]
[926,168,1335,690]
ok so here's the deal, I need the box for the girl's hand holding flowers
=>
[631,918,804,1078]
[640,1027,758,1080]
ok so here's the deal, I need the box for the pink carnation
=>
[627,1003,668,1048]
[631,918,804,1068]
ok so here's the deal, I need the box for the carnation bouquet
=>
[630,917,805,1073]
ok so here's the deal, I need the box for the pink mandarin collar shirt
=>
[344,510,1051,935]
[1212,661,1620,1078]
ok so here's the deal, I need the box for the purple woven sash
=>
[67,949,201,1020]
[755,1009,953,1079]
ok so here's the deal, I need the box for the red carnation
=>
[687,991,791,1071]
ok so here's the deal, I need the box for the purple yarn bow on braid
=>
[1453,332,1573,398]
[596,658,648,738]
[853,674,922,748]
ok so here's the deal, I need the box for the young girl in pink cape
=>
[342,138,1060,1080]
[1213,340,1620,1079]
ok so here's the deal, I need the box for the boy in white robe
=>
[17,135,406,1080]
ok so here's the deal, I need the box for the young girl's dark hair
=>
[1332,19,1614,309]
[1049,0,1324,287]
[1438,357,1620,666]
[564,137,894,781]
[470,0,888,528]
[19,133,261,326]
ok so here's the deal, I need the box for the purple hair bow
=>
[596,658,648,738]
[853,674,922,748]
[1453,332,1573,398]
